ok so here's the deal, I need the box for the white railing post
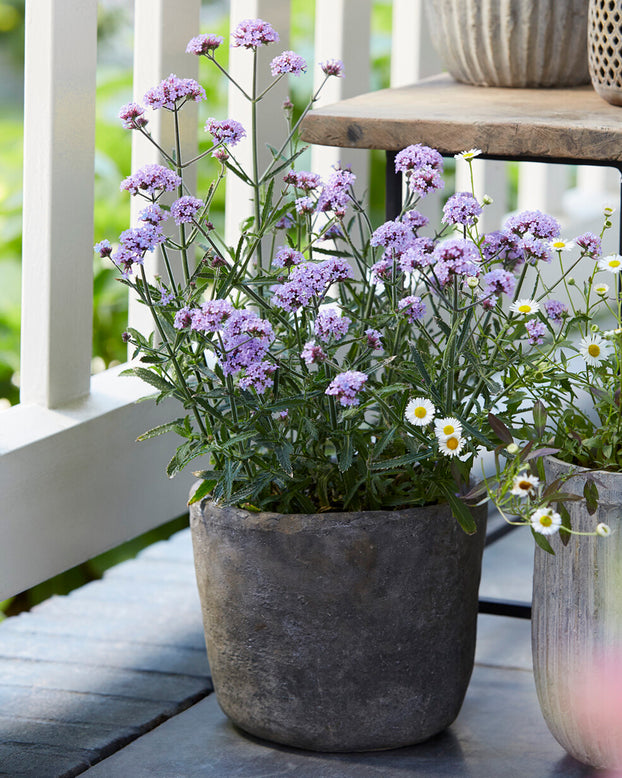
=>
[128,0,201,334]
[225,0,291,243]
[311,0,372,192]
[390,0,441,86]
[20,0,97,408]
[517,162,569,215]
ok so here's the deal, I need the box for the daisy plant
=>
[95,17,614,536]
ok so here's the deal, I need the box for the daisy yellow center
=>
[414,406,427,418]
[609,259,621,268]
[518,480,533,491]
[539,514,553,527]
[518,304,531,313]
[446,436,459,450]
[442,424,455,435]
[552,242,564,248]
[588,344,601,357]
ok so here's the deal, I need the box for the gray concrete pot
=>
[532,457,622,769]
[424,0,590,88]
[588,0,622,106]
[190,498,487,752]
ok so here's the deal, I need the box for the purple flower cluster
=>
[365,328,383,350]
[576,231,602,258]
[205,118,246,148]
[398,295,426,322]
[239,362,276,394]
[119,103,148,130]
[94,240,112,258]
[325,370,368,407]
[395,144,443,173]
[231,18,279,49]
[522,234,552,264]
[295,196,315,215]
[370,258,392,283]
[399,237,435,272]
[272,258,353,312]
[505,210,561,240]
[139,204,167,225]
[188,300,233,332]
[526,319,547,345]
[283,170,322,191]
[320,59,345,77]
[171,196,204,225]
[543,299,567,322]
[402,209,429,230]
[433,238,481,284]
[144,75,205,110]
[481,231,524,267]
[111,224,165,276]
[317,168,356,217]
[481,268,516,297]
[442,192,482,227]
[121,164,181,197]
[275,213,295,230]
[370,219,415,256]
[408,167,445,197]
[301,340,327,366]
[273,246,304,268]
[270,50,307,76]
[314,308,351,342]
[186,34,223,55]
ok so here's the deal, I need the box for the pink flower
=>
[231,18,279,49]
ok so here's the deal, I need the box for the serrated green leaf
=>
[371,449,432,471]
[275,443,293,477]
[338,438,354,473]
[136,418,185,442]
[133,367,176,393]
[188,478,218,505]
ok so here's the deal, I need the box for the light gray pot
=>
[424,0,590,87]
[588,0,622,105]
[190,498,487,752]
[532,457,622,769]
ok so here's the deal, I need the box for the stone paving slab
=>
[82,663,596,778]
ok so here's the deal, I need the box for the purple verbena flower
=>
[370,258,392,283]
[481,230,524,267]
[543,299,567,322]
[295,196,315,215]
[270,50,307,76]
[526,319,547,345]
[186,34,223,55]
[94,240,112,258]
[231,18,279,49]
[301,340,327,366]
[442,192,482,226]
[398,295,426,322]
[275,213,295,230]
[159,285,174,305]
[482,268,516,297]
[371,219,416,255]
[399,237,435,272]
[314,308,351,342]
[283,170,322,191]
[522,234,552,264]
[403,209,429,230]
[505,210,561,240]
[320,223,344,241]
[395,144,443,173]
[316,168,356,217]
[121,164,182,197]
[325,370,368,406]
[576,231,602,258]
[407,166,445,197]
[190,300,234,333]
[273,246,304,268]
[144,74,205,110]
[119,102,148,130]
[174,306,193,329]
[321,256,354,283]
[365,328,383,350]
[139,204,167,225]
[205,118,246,148]
[219,310,274,376]
[433,238,481,279]
[171,196,204,225]
[239,362,277,393]
[320,59,344,77]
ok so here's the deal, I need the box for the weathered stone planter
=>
[532,457,622,769]
[190,498,487,752]
[589,0,622,105]
[424,0,590,88]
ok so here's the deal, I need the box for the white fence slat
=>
[455,158,509,234]
[390,0,441,86]
[128,0,201,335]
[20,0,97,408]
[310,0,371,191]
[517,161,569,215]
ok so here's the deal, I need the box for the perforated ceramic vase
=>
[424,0,590,87]
[589,0,622,105]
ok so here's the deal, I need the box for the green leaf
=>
[136,419,185,442]
[533,400,547,436]
[557,502,572,546]
[132,367,176,393]
[275,443,293,477]
[188,478,218,505]
[441,486,477,535]
[338,438,354,473]
[371,449,433,472]
[488,412,513,444]
[583,478,599,515]
[532,528,555,555]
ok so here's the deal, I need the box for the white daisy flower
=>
[596,523,612,537]
[405,397,436,427]
[438,434,466,457]
[579,334,611,366]
[598,254,622,274]
[510,472,540,498]
[594,283,609,296]
[530,507,562,536]
[549,238,575,252]
[434,417,463,438]
[510,298,540,315]
[455,148,482,160]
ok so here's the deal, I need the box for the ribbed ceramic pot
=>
[589,0,622,105]
[532,457,622,768]
[424,0,590,87]
[190,498,487,752]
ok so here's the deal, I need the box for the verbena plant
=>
[95,18,614,537]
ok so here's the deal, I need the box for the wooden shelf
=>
[300,74,622,165]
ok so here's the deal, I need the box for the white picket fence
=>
[0,0,618,601]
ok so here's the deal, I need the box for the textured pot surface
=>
[190,499,487,752]
[589,0,622,105]
[533,457,622,769]
[424,0,590,87]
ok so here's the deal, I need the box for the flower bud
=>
[567,277,575,285]
[466,276,479,288]
[506,442,519,454]
[596,522,611,537]
[482,194,493,205]
[591,324,600,333]
[604,206,615,216]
